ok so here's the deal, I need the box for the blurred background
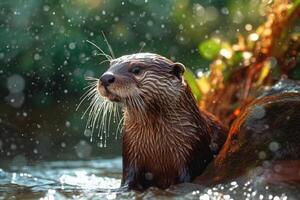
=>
[0,0,292,165]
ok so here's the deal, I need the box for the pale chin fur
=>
[98,83,142,104]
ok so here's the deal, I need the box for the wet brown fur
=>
[97,53,227,190]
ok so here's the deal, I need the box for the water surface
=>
[1,157,299,200]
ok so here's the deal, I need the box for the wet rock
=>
[195,80,300,185]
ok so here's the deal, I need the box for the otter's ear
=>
[171,62,186,80]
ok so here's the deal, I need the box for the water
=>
[0,157,299,200]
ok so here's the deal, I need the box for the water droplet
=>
[269,141,280,152]
[34,53,41,60]
[251,105,266,119]
[65,121,71,127]
[0,52,4,59]
[68,42,76,50]
[75,140,92,158]
[43,5,50,12]
[84,129,92,137]
[11,144,17,150]
[7,74,25,93]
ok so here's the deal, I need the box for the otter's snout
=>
[100,74,115,87]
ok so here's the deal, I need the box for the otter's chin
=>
[98,87,121,102]
[106,94,121,102]
[101,92,121,102]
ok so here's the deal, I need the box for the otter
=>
[97,53,227,190]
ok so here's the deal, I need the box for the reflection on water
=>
[0,158,299,200]
[0,158,122,199]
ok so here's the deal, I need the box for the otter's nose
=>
[100,74,115,87]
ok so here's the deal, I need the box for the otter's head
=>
[97,53,186,109]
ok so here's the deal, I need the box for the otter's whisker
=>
[77,91,94,111]
[116,119,122,139]
[90,96,112,143]
[99,59,111,65]
[86,40,112,61]
[103,101,111,139]
[101,31,116,59]
[90,99,116,147]
[83,83,97,91]
[91,98,102,133]
[86,96,101,130]
[101,101,109,134]
[116,114,124,139]
[97,100,108,134]
[95,53,112,58]
[93,102,101,131]
[95,103,105,140]
[113,104,121,139]
[107,102,115,138]
[81,93,100,119]
[84,97,100,141]
[76,78,98,111]
[81,86,97,101]
[105,102,115,146]
[138,42,146,53]
[84,76,99,81]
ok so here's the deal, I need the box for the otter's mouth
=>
[97,84,121,102]
[97,81,142,103]
[106,94,121,102]
[102,89,121,102]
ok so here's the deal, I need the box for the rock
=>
[195,79,300,185]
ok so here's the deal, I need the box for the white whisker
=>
[101,31,116,59]
[86,40,112,61]
[99,59,111,65]
[84,76,99,81]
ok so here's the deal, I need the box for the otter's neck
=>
[121,86,227,190]
[124,86,201,124]
[123,86,224,140]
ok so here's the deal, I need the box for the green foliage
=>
[198,39,221,60]
[184,68,202,101]
[2,0,295,159]
[0,0,268,102]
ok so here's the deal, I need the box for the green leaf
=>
[184,68,202,102]
[227,51,243,67]
[198,39,221,60]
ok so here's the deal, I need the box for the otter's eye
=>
[130,66,141,75]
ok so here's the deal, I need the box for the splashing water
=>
[0,158,299,200]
